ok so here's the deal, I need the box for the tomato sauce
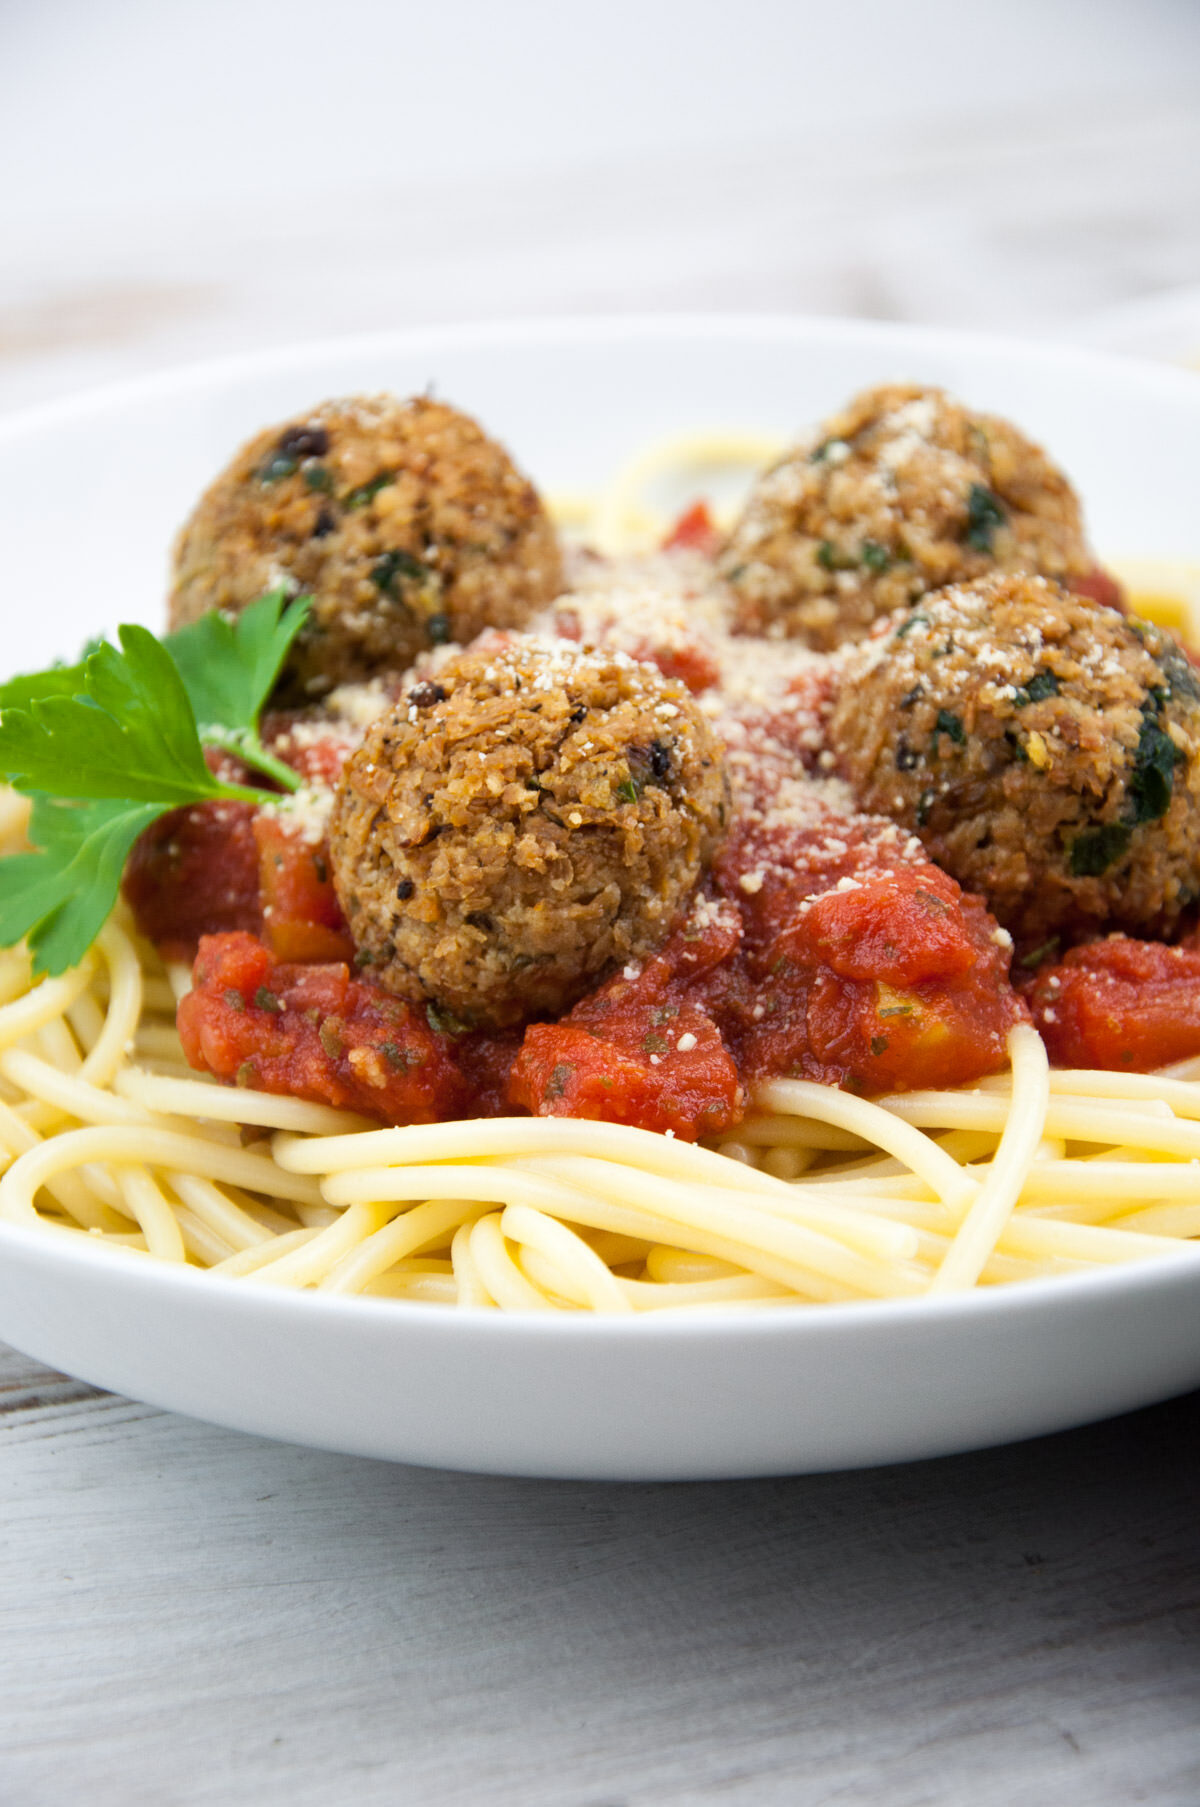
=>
[253,816,354,965]
[509,903,744,1137]
[1028,938,1200,1069]
[152,677,1031,1132]
[627,637,721,696]
[1068,566,1125,615]
[124,723,356,966]
[711,818,1023,1093]
[552,597,721,695]
[662,500,721,559]
[123,801,263,960]
[178,932,466,1121]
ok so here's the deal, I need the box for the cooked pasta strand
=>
[321,1198,491,1295]
[470,1214,562,1312]
[276,1115,820,1200]
[79,921,143,1087]
[501,1204,634,1314]
[251,1199,397,1287]
[511,1152,919,1262]
[115,1068,369,1134]
[112,1165,188,1263]
[931,1026,1050,1293]
[450,1219,495,1309]
[755,1078,977,1206]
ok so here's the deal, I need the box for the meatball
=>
[170,395,563,697]
[825,573,1200,944]
[329,635,731,1028]
[720,383,1097,648]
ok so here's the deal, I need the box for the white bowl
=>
[1076,282,1200,367]
[2,314,1200,1481]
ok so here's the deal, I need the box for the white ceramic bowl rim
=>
[3,309,1199,454]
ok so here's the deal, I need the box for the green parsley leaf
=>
[0,627,227,804]
[0,600,311,974]
[964,483,1007,554]
[0,795,163,975]
[1129,705,1183,824]
[546,1061,575,1098]
[164,590,309,740]
[932,709,966,748]
[258,451,299,483]
[343,472,395,510]
[163,591,311,790]
[816,540,857,572]
[0,639,110,715]
[425,1001,472,1038]
[1013,670,1060,707]
[1068,822,1132,877]
[371,549,431,596]
[1019,936,1061,970]
[0,660,89,713]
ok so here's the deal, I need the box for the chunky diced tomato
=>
[800,866,977,985]
[178,931,467,1122]
[508,903,745,1137]
[662,499,721,558]
[261,712,362,789]
[1028,937,1200,1069]
[253,815,354,964]
[511,1014,740,1137]
[123,802,262,958]
[801,951,1018,1093]
[713,819,1021,1092]
[627,636,722,695]
[1068,566,1125,614]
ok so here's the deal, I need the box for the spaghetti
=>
[1,886,1200,1311]
[1,432,1200,1312]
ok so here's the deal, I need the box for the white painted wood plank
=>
[2,1335,1199,1807]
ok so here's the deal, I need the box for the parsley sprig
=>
[0,592,311,975]
[163,594,312,792]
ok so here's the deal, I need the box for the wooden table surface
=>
[4,1344,1199,1806]
[4,4,1200,1800]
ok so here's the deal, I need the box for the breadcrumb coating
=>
[170,395,562,697]
[720,384,1095,648]
[329,634,731,1028]
[827,573,1200,942]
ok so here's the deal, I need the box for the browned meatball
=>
[170,395,563,697]
[720,383,1097,648]
[329,635,731,1028]
[825,573,1200,944]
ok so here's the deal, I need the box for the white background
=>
[3,0,1200,415]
